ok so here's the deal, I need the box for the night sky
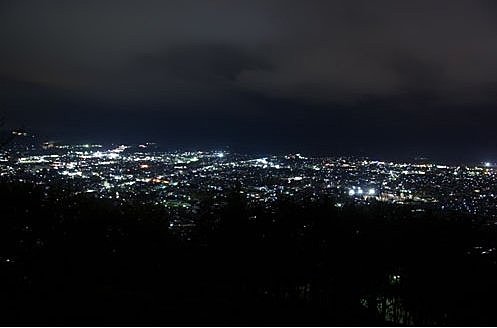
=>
[1,0,497,162]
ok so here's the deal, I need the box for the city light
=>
[2,144,497,219]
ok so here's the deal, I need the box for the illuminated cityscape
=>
[3,0,497,325]
[2,142,497,225]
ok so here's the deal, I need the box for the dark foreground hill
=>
[0,181,496,325]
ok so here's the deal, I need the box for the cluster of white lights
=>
[348,187,376,197]
[92,151,120,160]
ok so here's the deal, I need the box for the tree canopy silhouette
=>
[0,180,496,325]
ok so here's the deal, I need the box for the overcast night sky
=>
[1,0,497,161]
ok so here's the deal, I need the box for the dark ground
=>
[1,181,497,326]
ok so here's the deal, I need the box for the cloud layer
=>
[1,0,497,159]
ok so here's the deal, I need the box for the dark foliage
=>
[0,182,496,325]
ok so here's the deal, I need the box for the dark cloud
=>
[2,0,497,104]
[138,44,272,82]
[1,0,497,160]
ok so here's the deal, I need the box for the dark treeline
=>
[0,181,496,325]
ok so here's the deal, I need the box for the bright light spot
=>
[111,145,128,153]
[368,188,376,195]
[484,162,491,167]
[256,158,268,165]
[216,152,225,158]
[348,189,355,196]
[390,274,401,284]
[107,153,120,160]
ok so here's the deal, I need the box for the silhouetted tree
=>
[0,179,496,325]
